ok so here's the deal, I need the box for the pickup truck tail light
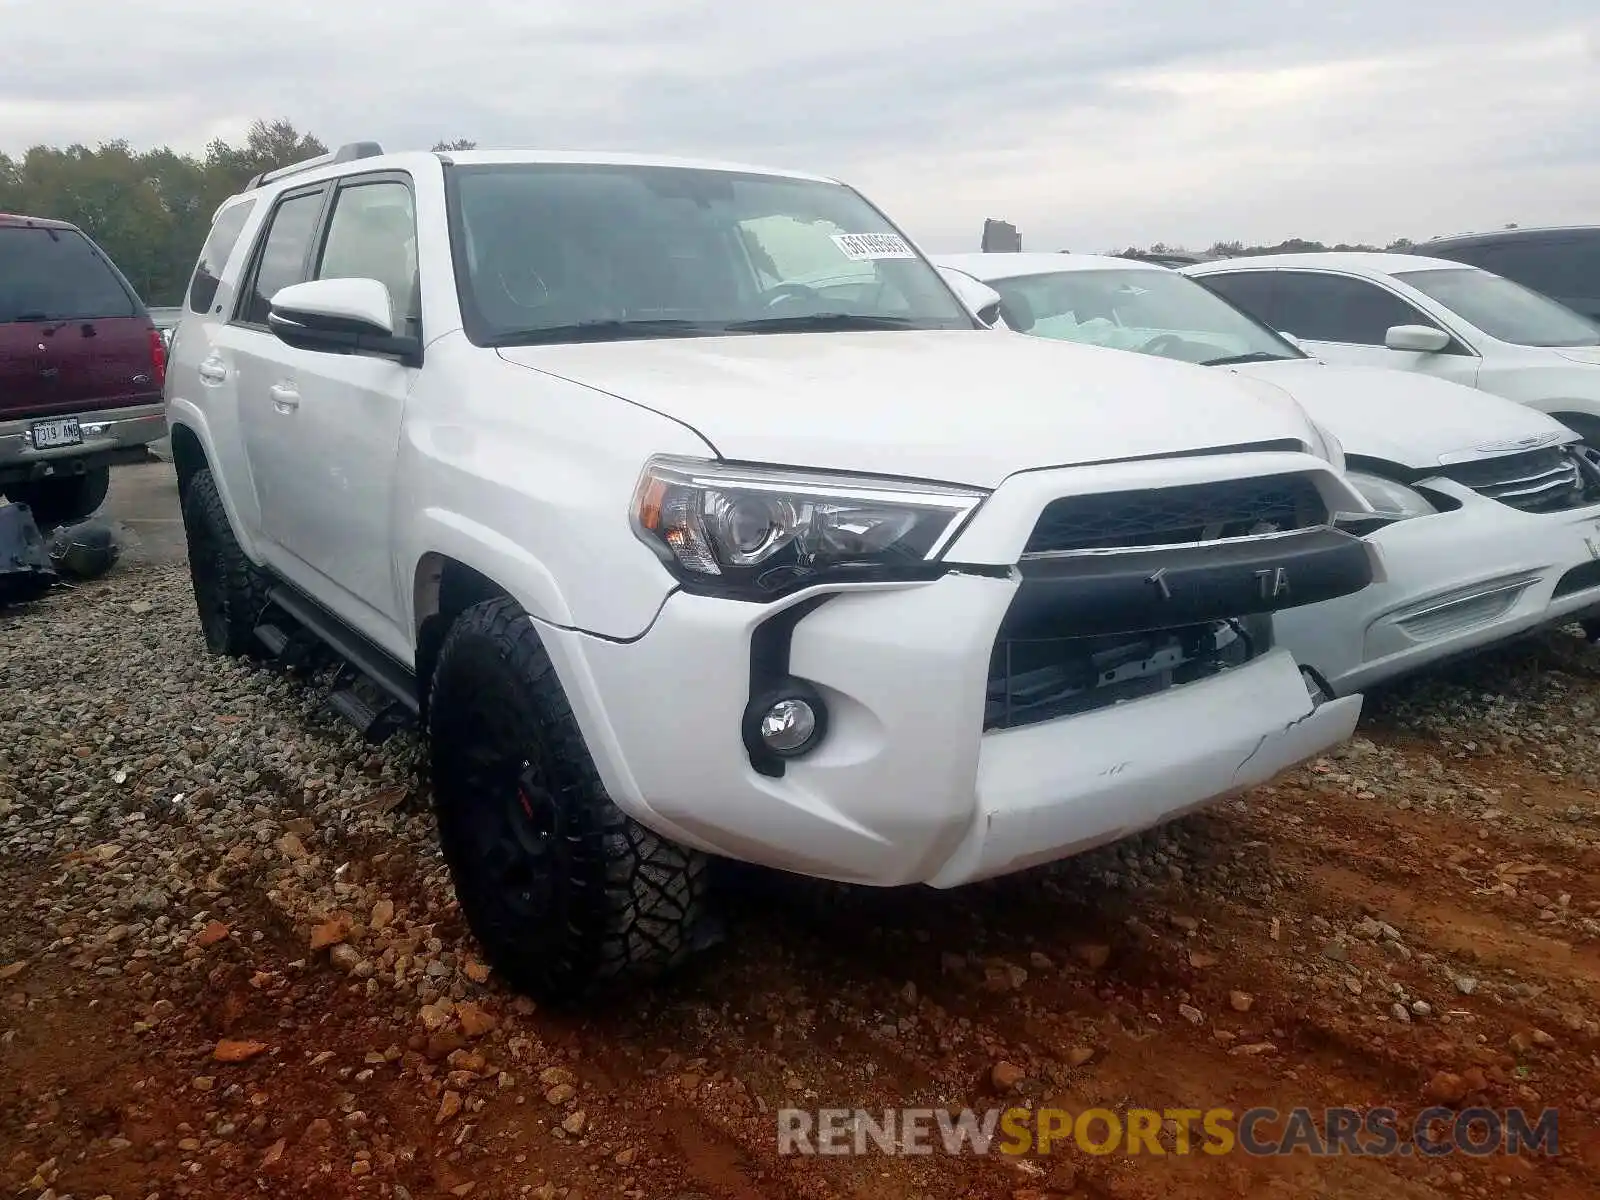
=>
[149,327,168,388]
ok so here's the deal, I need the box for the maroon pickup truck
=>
[0,213,167,526]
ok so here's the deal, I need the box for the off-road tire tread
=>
[180,467,271,656]
[429,597,712,1000]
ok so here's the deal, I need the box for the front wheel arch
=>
[427,595,716,998]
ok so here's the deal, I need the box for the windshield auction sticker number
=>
[831,233,916,260]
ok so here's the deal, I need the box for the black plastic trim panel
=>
[744,596,831,778]
[1004,527,1373,640]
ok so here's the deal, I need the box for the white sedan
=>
[937,251,1600,695]
[1181,252,1600,446]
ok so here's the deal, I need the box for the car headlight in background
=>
[1344,470,1437,520]
[632,457,987,600]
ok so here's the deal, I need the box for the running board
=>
[261,585,420,716]
[255,621,319,670]
[327,674,411,742]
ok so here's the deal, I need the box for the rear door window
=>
[236,188,327,326]
[0,226,138,323]
[188,200,257,314]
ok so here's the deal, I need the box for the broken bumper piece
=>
[0,501,56,606]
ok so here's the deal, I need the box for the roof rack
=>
[244,141,384,191]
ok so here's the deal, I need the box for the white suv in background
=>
[939,252,1600,694]
[164,143,1378,997]
[1184,253,1600,445]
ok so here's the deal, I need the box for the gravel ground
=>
[2,555,1599,1199]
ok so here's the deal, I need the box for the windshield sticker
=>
[831,233,916,261]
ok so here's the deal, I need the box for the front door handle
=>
[269,383,301,413]
[197,359,228,385]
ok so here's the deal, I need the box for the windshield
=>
[982,267,1304,365]
[1393,267,1600,347]
[445,163,975,345]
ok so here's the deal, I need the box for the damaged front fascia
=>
[1232,695,1329,778]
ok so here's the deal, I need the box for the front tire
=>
[180,467,270,656]
[3,467,110,529]
[428,597,714,999]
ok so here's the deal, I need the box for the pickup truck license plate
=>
[30,417,83,449]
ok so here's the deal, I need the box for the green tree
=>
[0,119,327,306]
[432,138,477,151]
[202,118,327,182]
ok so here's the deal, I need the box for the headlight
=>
[631,457,987,600]
[1345,470,1436,520]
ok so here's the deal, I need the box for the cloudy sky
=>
[2,0,1596,252]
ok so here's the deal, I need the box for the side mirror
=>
[1385,324,1451,353]
[268,278,422,366]
[937,266,1005,328]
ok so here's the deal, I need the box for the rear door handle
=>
[269,383,301,413]
[197,360,228,385]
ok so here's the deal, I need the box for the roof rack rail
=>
[244,141,384,191]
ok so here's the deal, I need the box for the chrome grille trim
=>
[1442,446,1593,514]
[1019,524,1320,561]
[1022,473,1330,557]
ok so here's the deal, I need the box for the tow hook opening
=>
[1300,665,1334,706]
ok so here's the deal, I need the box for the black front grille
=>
[1024,475,1328,555]
[985,618,1267,731]
[1442,447,1596,514]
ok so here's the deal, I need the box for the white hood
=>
[1556,346,1600,368]
[1220,359,1575,469]
[497,330,1324,488]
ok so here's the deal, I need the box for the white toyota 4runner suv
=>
[164,143,1380,997]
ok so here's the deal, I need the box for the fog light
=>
[760,698,817,754]
[742,679,828,766]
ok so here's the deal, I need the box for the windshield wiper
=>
[1201,351,1297,367]
[721,313,928,333]
[483,319,730,347]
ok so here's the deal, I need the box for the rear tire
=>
[3,468,110,529]
[180,467,270,656]
[428,596,714,999]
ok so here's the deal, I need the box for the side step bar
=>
[264,585,419,715]
[252,585,419,742]
[255,621,319,670]
[326,672,411,741]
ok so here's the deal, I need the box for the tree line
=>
[1113,236,1420,260]
[4,117,1495,305]
[0,120,474,307]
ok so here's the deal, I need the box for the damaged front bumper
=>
[924,643,1359,886]
[556,567,1363,890]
